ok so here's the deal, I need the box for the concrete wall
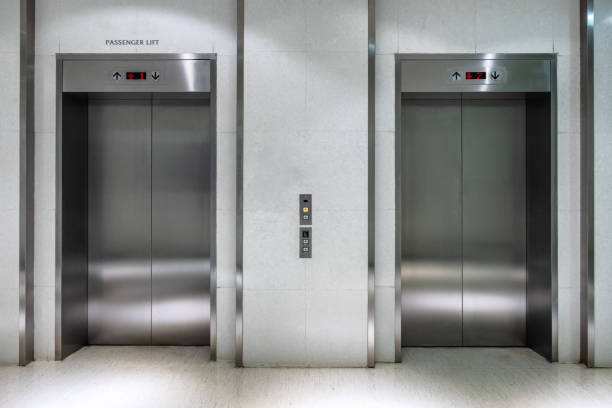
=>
[374,0,581,363]
[33,0,237,361]
[242,0,369,367]
[0,0,21,365]
[594,0,612,367]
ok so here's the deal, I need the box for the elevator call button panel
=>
[300,194,312,225]
[300,227,312,258]
[299,194,312,258]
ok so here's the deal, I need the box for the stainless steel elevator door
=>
[462,98,526,346]
[152,97,211,345]
[401,94,526,347]
[88,95,210,346]
[88,97,152,344]
[401,97,463,346]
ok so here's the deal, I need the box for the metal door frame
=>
[55,53,217,360]
[580,0,595,368]
[394,53,558,362]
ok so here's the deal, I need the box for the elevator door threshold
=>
[400,347,550,366]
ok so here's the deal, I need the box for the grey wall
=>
[33,0,238,361]
[374,0,581,363]
[593,0,612,367]
[0,0,21,365]
[242,0,369,367]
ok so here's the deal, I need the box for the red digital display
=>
[466,72,486,80]
[126,72,147,80]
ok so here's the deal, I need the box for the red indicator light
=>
[466,72,486,80]
[126,72,147,80]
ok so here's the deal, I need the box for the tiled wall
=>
[594,0,612,367]
[375,0,581,363]
[33,0,237,361]
[0,0,20,365]
[1,0,587,367]
[242,0,369,367]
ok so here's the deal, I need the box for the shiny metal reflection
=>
[152,96,211,345]
[462,98,526,347]
[87,95,211,346]
[401,94,528,347]
[56,54,217,360]
[88,97,152,345]
[401,97,462,347]
[395,54,556,361]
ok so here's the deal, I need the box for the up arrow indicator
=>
[112,71,122,81]
[451,71,461,80]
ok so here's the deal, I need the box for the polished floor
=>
[1,347,611,407]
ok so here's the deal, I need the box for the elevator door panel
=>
[401,98,463,346]
[88,98,152,345]
[151,97,211,345]
[462,99,526,346]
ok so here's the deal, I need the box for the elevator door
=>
[401,95,526,347]
[88,95,210,346]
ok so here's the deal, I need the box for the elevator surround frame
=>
[394,54,558,362]
[55,53,217,361]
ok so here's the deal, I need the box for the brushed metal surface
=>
[209,61,218,361]
[236,0,245,367]
[63,59,211,93]
[394,56,403,362]
[401,97,463,347]
[57,93,89,358]
[87,97,152,345]
[396,54,557,360]
[401,58,551,93]
[401,95,530,347]
[580,0,595,367]
[462,98,527,346]
[151,96,211,345]
[56,54,217,359]
[526,94,554,360]
[19,0,35,366]
[368,0,376,368]
[550,58,559,364]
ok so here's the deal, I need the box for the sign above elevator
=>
[449,69,504,83]
[111,71,162,81]
[402,59,550,93]
[63,58,211,93]
[105,39,159,46]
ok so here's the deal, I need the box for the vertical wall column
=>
[242,0,369,367]
[582,0,612,368]
[0,0,33,366]
[0,0,21,366]
[19,0,35,366]
[367,0,376,368]
[235,0,244,367]
[580,0,595,368]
